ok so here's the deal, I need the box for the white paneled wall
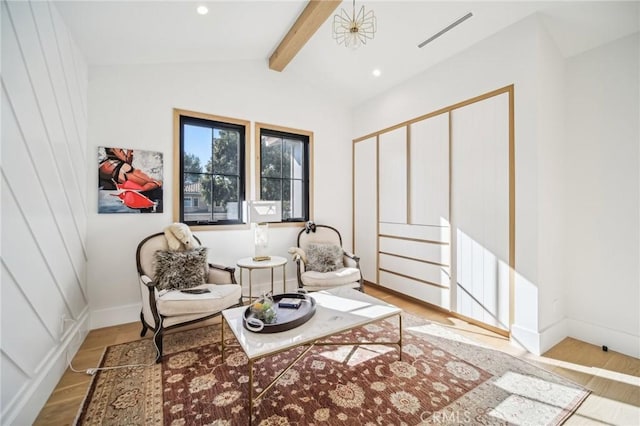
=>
[1,1,89,423]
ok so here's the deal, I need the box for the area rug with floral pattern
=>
[75,314,589,425]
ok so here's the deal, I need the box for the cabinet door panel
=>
[451,92,510,331]
[354,138,377,282]
[410,113,449,225]
[379,127,407,224]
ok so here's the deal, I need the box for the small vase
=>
[251,292,277,324]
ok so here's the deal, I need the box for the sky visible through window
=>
[184,124,213,167]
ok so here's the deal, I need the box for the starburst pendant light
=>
[332,0,376,49]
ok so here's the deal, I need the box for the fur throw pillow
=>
[154,247,208,291]
[306,243,344,273]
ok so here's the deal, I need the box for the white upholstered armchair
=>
[290,224,364,292]
[136,232,242,362]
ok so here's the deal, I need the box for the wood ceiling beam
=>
[269,0,341,72]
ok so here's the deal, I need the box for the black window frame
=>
[176,111,248,227]
[258,126,311,223]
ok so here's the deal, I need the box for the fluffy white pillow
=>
[306,243,344,273]
[154,247,208,291]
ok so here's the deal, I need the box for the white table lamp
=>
[249,201,281,260]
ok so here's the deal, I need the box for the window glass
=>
[258,126,311,222]
[176,111,248,226]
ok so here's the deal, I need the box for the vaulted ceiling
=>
[55,1,639,105]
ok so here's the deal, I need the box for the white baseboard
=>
[3,308,90,425]
[90,302,141,329]
[567,318,640,358]
[243,278,299,297]
[510,324,542,355]
[511,318,638,359]
[539,318,569,354]
[482,320,568,356]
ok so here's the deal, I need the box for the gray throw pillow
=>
[154,247,208,291]
[306,243,344,273]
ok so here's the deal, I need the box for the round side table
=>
[236,256,287,301]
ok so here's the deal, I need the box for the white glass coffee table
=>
[221,287,403,424]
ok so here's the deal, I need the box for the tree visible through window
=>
[258,125,312,222]
[176,111,248,226]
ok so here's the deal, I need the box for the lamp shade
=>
[249,200,281,223]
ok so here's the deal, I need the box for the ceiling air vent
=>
[418,12,473,48]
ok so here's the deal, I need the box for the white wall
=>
[87,61,353,328]
[565,33,639,358]
[353,14,640,357]
[1,0,89,423]
[535,19,569,351]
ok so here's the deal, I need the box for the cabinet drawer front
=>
[379,236,450,266]
[379,222,450,243]
[379,271,450,310]
[379,253,450,287]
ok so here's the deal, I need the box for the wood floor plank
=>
[34,396,85,426]
[586,375,640,406]
[568,392,640,426]
[47,372,93,394]
[603,352,640,377]
[44,381,93,406]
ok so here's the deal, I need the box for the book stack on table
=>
[278,298,302,309]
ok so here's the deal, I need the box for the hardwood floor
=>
[35,285,639,425]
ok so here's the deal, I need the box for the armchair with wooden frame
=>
[290,224,364,293]
[136,232,242,362]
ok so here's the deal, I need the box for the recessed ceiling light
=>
[372,69,381,77]
[196,5,208,15]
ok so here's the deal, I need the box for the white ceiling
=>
[55,0,639,105]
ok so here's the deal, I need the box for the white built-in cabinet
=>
[353,87,512,332]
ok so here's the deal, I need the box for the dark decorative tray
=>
[243,293,316,333]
